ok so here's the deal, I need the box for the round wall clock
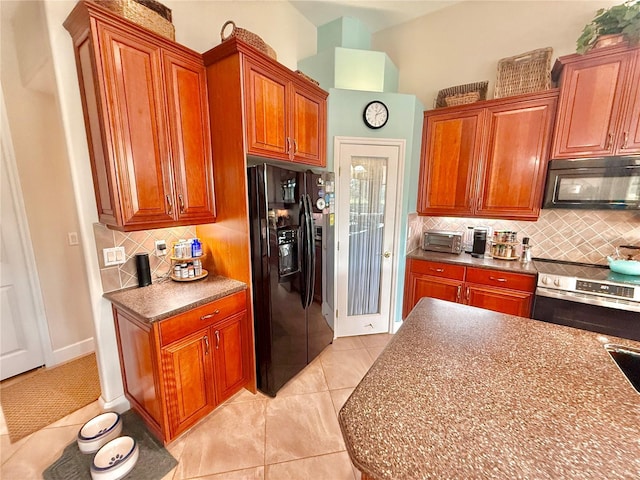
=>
[363,100,389,129]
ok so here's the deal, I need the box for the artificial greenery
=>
[576,0,640,54]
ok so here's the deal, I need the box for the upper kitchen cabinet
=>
[64,1,215,231]
[204,38,328,167]
[418,90,558,220]
[552,44,640,158]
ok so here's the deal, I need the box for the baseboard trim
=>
[99,394,130,414]
[50,337,95,365]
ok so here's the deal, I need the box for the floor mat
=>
[43,410,177,480]
[1,353,101,443]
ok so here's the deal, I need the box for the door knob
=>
[383,251,391,258]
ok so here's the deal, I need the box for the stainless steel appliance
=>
[247,164,334,396]
[543,157,640,209]
[422,230,462,254]
[532,259,640,341]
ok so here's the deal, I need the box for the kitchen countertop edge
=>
[407,248,538,274]
[103,275,247,323]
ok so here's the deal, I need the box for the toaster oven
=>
[422,230,463,254]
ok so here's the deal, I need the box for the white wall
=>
[39,0,318,409]
[1,0,95,365]
[372,0,619,109]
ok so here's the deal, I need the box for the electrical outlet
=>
[103,247,126,266]
[155,240,167,256]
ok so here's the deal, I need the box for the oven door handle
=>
[535,287,640,313]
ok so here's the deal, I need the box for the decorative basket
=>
[435,81,488,108]
[220,20,277,60]
[94,0,174,40]
[494,47,553,99]
[295,70,319,86]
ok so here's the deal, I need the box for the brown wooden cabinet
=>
[552,45,640,158]
[113,290,251,443]
[205,38,328,168]
[403,259,535,318]
[418,90,558,221]
[64,1,215,231]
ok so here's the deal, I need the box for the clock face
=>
[363,101,389,129]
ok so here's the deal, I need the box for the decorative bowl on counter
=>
[77,412,122,454]
[608,245,640,276]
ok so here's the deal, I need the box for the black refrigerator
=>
[247,163,334,396]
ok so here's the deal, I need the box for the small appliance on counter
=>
[470,226,492,258]
[135,253,151,287]
[422,230,463,254]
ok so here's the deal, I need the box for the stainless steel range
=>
[532,259,640,341]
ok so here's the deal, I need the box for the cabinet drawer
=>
[158,290,246,346]
[466,267,536,293]
[408,259,465,280]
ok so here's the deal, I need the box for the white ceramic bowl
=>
[90,436,139,480]
[77,412,122,454]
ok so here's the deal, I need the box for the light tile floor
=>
[0,333,393,480]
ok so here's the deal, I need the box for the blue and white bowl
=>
[90,436,139,480]
[77,412,122,454]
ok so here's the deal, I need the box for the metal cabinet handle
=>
[215,331,220,350]
[286,137,292,154]
[429,268,444,273]
[200,309,221,320]
[293,139,298,154]
[166,195,173,215]
[466,287,470,301]
[621,132,629,149]
[456,285,461,302]
[489,276,507,283]
[606,132,613,150]
[204,335,209,355]
[178,194,185,213]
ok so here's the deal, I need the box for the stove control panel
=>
[538,275,573,290]
[576,280,635,299]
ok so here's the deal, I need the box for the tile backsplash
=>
[407,209,640,265]
[93,223,197,292]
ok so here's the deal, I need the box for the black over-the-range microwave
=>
[543,157,640,209]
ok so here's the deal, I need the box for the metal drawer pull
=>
[166,195,173,215]
[621,132,629,149]
[204,335,209,355]
[456,286,461,301]
[178,194,185,213]
[430,268,444,272]
[200,309,221,320]
[490,276,507,282]
[215,331,220,350]
[606,132,613,149]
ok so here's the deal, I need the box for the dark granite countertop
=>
[407,248,538,275]
[103,275,247,323]
[339,297,640,480]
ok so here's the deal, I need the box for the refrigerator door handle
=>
[299,196,308,308]
[305,194,316,309]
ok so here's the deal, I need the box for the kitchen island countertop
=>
[103,275,247,323]
[407,248,539,275]
[339,297,640,480]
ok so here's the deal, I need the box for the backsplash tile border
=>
[407,209,640,265]
[93,223,197,292]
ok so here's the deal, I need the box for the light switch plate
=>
[103,247,126,266]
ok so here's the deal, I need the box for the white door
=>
[335,138,404,336]
[1,93,46,380]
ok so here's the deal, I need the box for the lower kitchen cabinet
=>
[403,259,535,318]
[113,290,251,443]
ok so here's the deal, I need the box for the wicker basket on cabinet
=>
[494,47,553,98]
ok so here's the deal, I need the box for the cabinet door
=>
[243,59,289,160]
[417,109,484,216]
[403,272,462,318]
[619,50,640,154]
[552,51,631,159]
[98,23,174,227]
[291,85,326,166]
[478,94,557,220]
[212,312,249,403]
[161,329,215,438]
[466,284,533,317]
[163,51,216,223]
